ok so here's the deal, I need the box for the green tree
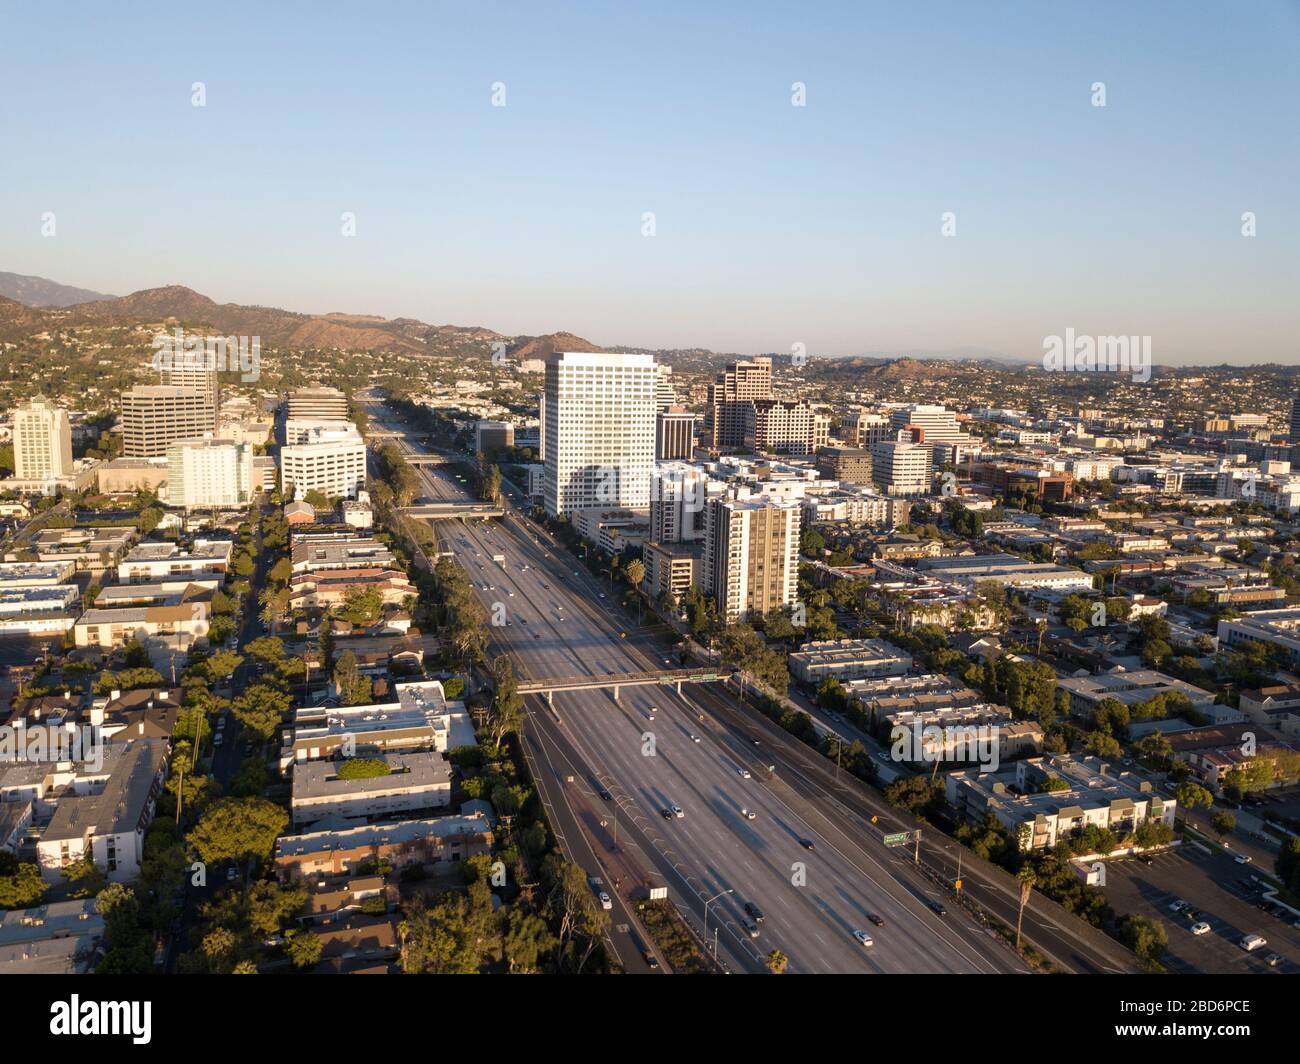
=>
[188,797,289,868]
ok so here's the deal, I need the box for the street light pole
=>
[703,887,734,952]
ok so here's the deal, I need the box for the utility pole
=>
[914,828,922,865]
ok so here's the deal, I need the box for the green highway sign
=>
[883,832,911,847]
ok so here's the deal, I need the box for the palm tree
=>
[1015,865,1037,950]
[624,558,646,623]
[766,949,789,974]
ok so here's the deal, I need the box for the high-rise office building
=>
[656,407,696,460]
[655,364,676,410]
[705,356,773,450]
[703,491,801,621]
[743,398,820,456]
[872,431,933,496]
[120,386,217,457]
[1290,397,1300,442]
[887,404,975,464]
[542,352,656,517]
[13,397,73,482]
[287,386,349,421]
[160,361,218,418]
[166,438,254,510]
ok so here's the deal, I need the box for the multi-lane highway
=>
[366,399,1031,974]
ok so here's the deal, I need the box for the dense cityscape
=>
[3,0,1297,1044]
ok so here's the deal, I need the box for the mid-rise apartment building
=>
[703,491,800,621]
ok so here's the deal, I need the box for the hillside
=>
[0,271,115,308]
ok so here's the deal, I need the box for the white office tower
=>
[887,404,976,462]
[280,424,367,500]
[872,430,933,496]
[651,463,720,543]
[703,490,801,621]
[13,397,73,482]
[543,352,655,517]
[166,438,253,510]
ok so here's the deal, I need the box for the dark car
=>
[929,901,948,916]
[744,902,765,923]
[661,808,674,820]
[867,913,885,927]
[643,950,660,970]
[599,788,613,801]
[800,839,816,851]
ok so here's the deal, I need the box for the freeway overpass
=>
[403,502,504,519]
[518,667,733,705]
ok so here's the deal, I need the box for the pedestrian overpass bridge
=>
[517,667,731,705]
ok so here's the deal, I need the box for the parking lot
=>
[1100,842,1300,973]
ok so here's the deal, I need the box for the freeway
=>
[368,401,1029,974]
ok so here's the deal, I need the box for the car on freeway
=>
[742,920,761,939]
[642,950,660,970]
[867,913,885,927]
[744,903,764,923]
[598,892,613,911]
[853,930,874,948]
[671,804,684,819]
[741,808,756,820]
[876,751,891,762]
[599,788,613,801]
[1235,854,1253,865]
[1190,921,1211,936]
[1169,899,1189,913]
[1265,953,1284,967]
[929,901,948,916]
[689,734,700,743]
[737,767,751,779]
[800,838,815,851]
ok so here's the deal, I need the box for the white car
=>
[671,804,684,819]
[598,892,612,911]
[738,768,751,779]
[1235,854,1252,865]
[852,930,874,948]
[1190,922,1211,936]
[690,734,701,743]
[741,808,756,820]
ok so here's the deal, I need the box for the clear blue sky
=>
[3,1,1298,363]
